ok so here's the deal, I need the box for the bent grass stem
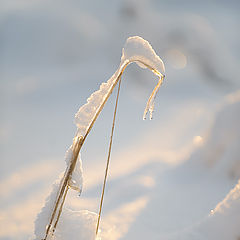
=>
[43,60,164,240]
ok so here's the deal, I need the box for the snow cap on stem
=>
[75,36,165,136]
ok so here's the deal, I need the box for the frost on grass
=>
[34,36,165,240]
[75,36,165,136]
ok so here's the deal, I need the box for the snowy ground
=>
[1,0,240,239]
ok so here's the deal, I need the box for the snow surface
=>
[202,179,240,239]
[116,93,240,240]
[173,179,240,240]
[167,94,240,240]
[1,1,240,240]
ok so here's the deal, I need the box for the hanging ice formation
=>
[34,36,165,240]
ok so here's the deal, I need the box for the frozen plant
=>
[34,36,165,240]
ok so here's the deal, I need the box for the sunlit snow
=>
[1,1,240,240]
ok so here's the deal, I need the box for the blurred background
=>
[0,0,240,239]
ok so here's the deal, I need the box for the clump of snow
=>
[121,36,165,75]
[34,143,84,239]
[34,168,93,240]
[54,209,97,240]
[74,68,122,136]
[75,36,165,135]
[35,189,97,240]
[34,178,61,240]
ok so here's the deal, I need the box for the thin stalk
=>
[96,77,122,235]
[52,185,69,234]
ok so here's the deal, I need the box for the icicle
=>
[143,75,164,120]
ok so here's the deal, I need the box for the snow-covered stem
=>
[38,36,165,240]
[43,136,84,240]
[43,64,164,239]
